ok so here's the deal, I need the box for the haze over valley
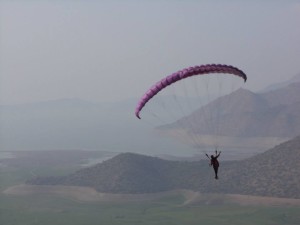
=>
[1,1,300,224]
[1,73,300,159]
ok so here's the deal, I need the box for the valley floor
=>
[4,184,300,207]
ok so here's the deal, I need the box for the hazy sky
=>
[1,0,300,105]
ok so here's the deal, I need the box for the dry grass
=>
[4,184,300,206]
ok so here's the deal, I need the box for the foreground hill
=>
[28,136,300,198]
[27,153,209,193]
[212,136,300,198]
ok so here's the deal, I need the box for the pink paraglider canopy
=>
[135,64,247,119]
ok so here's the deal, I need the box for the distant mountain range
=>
[27,135,300,198]
[0,97,189,155]
[260,73,300,93]
[162,82,300,137]
[1,72,300,156]
[157,80,300,149]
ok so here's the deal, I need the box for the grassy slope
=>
[1,193,299,225]
[1,153,300,225]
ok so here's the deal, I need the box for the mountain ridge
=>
[160,82,300,139]
[27,136,300,198]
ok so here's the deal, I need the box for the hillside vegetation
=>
[28,136,300,198]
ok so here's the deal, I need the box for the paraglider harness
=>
[206,151,220,166]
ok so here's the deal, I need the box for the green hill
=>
[28,136,300,198]
[219,135,300,198]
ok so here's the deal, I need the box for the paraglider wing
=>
[135,64,247,119]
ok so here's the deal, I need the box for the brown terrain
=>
[5,135,298,202]
[4,184,300,206]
